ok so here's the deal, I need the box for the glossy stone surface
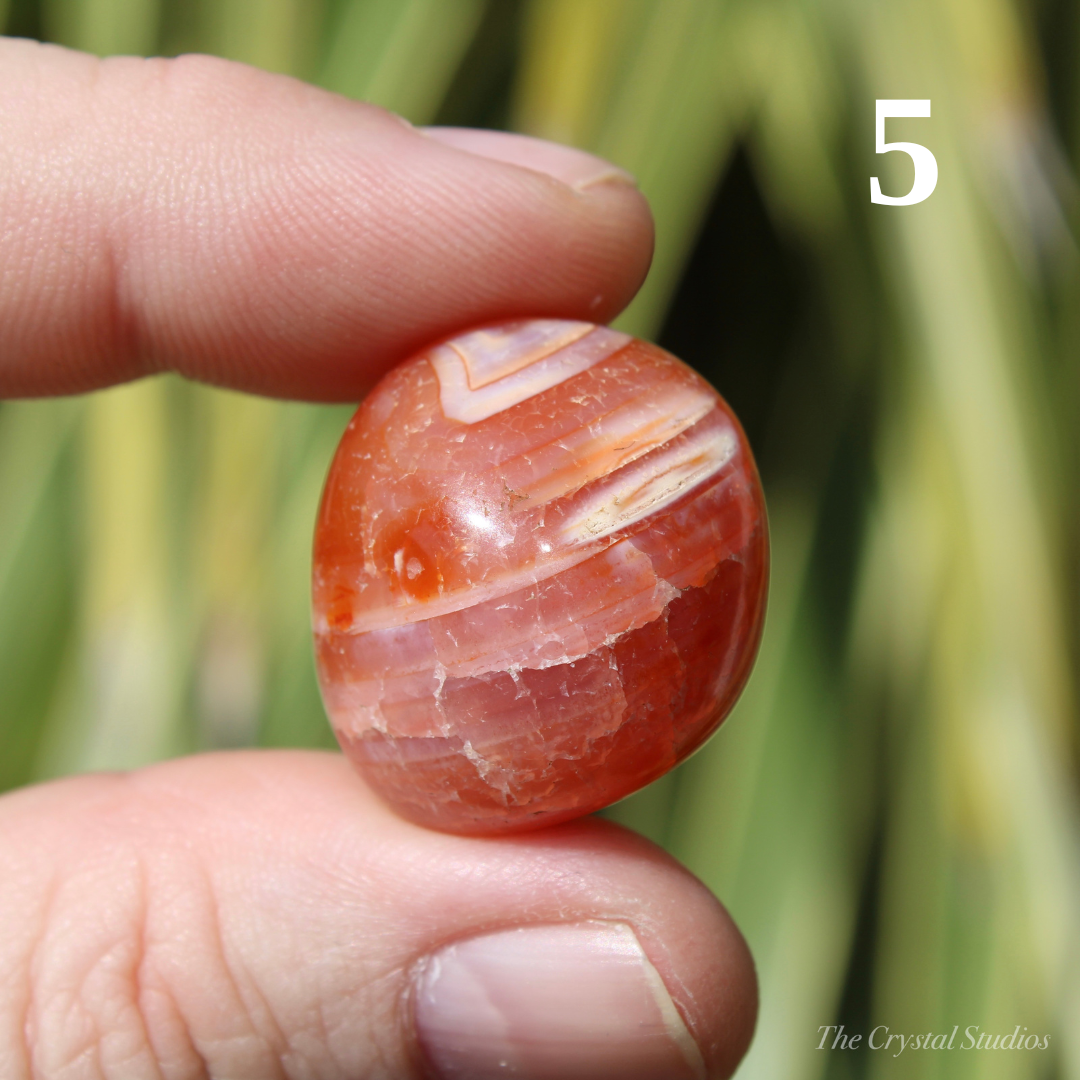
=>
[313,319,768,834]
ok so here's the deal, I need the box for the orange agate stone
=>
[313,320,768,834]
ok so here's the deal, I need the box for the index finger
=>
[0,40,653,400]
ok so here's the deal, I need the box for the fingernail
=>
[414,922,706,1080]
[421,127,637,192]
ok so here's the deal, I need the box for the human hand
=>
[0,39,756,1078]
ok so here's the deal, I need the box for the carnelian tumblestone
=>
[312,319,768,834]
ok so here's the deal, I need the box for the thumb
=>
[2,752,756,1079]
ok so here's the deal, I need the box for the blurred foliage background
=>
[2,0,1080,1077]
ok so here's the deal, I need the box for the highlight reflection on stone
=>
[313,319,768,834]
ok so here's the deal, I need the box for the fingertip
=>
[563,822,758,1079]
[136,753,755,1076]
[418,125,654,327]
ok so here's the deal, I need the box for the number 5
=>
[871,100,938,205]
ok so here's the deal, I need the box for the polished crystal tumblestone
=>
[312,319,768,834]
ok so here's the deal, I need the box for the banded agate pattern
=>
[313,319,768,834]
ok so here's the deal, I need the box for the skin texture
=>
[0,37,757,1078]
